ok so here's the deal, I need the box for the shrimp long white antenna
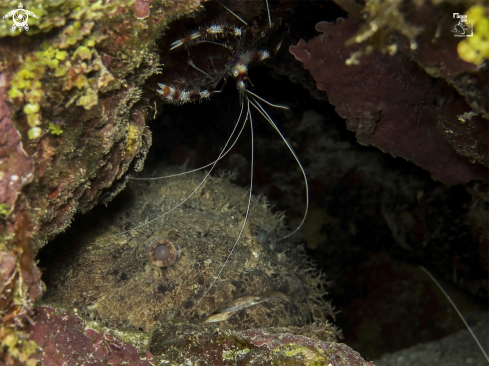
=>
[245,89,289,110]
[217,0,271,29]
[193,40,235,54]
[118,102,248,235]
[217,1,247,26]
[183,99,254,319]
[130,100,248,181]
[265,0,272,28]
[246,92,309,241]
[420,266,489,363]
[187,59,214,79]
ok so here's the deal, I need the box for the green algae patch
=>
[222,348,251,360]
[23,103,40,114]
[74,45,92,60]
[48,123,63,135]
[27,127,42,140]
[282,344,328,366]
[2,0,203,142]
[0,203,12,218]
[0,0,110,38]
[457,5,489,65]
[0,327,39,366]
[8,33,115,138]
[111,328,151,356]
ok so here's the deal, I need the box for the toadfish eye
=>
[145,239,181,267]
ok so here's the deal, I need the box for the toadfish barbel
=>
[42,166,336,338]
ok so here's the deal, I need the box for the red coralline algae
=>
[134,0,151,19]
[290,17,487,185]
[0,71,33,219]
[26,306,154,366]
[0,71,42,328]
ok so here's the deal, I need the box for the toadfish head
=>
[42,166,334,334]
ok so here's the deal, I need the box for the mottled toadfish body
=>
[43,166,335,336]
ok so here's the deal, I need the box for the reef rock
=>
[22,306,373,366]
[24,306,154,366]
[0,0,203,358]
[150,322,374,366]
[289,15,488,185]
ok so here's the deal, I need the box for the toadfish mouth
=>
[176,269,313,330]
[203,291,296,323]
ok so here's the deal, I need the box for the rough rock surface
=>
[374,315,488,366]
[151,322,375,366]
[22,305,374,366]
[289,16,488,185]
[328,0,488,119]
[25,306,154,366]
[0,0,203,362]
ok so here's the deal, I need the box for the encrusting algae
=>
[3,0,117,139]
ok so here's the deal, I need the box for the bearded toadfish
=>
[42,166,336,339]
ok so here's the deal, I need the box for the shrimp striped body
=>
[157,41,270,104]
[157,84,212,104]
